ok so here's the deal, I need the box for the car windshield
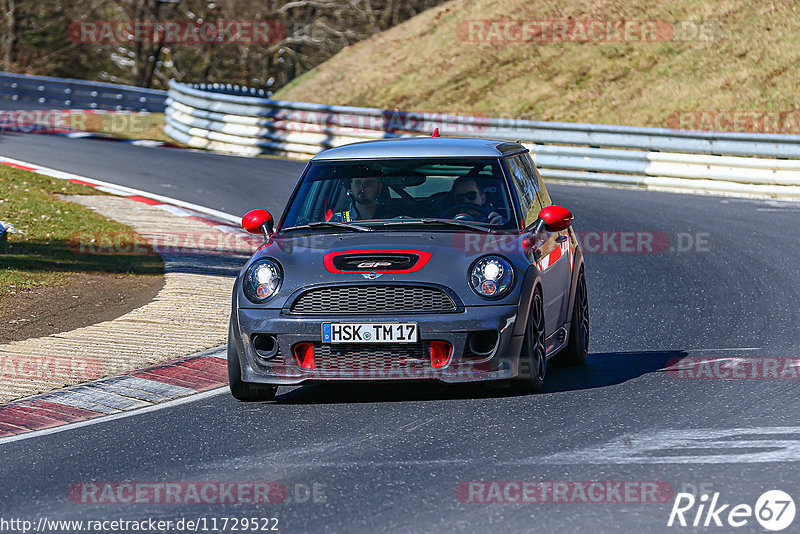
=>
[280,157,517,232]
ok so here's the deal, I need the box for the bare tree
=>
[2,0,17,70]
[2,0,447,90]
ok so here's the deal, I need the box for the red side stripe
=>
[548,245,562,265]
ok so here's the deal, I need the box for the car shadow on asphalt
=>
[269,350,689,404]
[542,350,689,393]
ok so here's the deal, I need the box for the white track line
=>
[0,155,240,224]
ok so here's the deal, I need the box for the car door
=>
[506,155,565,335]
[523,154,572,329]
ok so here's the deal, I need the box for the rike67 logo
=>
[668,490,796,531]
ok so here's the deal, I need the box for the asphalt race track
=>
[1,134,799,533]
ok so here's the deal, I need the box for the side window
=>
[505,156,530,222]
[523,154,551,208]
[506,155,543,227]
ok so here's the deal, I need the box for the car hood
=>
[237,230,528,309]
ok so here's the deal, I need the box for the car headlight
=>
[470,256,514,298]
[244,259,282,303]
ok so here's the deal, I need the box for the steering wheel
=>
[440,203,494,222]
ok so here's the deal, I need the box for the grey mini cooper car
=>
[228,137,589,400]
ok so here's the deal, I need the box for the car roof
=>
[310,137,528,161]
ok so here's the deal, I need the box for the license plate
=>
[322,323,418,344]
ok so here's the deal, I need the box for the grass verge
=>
[0,165,163,298]
[95,112,177,143]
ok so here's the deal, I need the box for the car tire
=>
[228,322,278,402]
[513,287,547,393]
[552,267,589,367]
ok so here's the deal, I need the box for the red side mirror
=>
[242,209,273,236]
[538,205,573,232]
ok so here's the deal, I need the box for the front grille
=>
[290,285,457,314]
[313,343,429,372]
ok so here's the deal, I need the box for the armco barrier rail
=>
[163,80,800,198]
[0,72,167,112]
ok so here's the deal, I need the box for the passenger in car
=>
[330,177,398,221]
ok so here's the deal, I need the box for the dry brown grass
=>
[276,0,800,129]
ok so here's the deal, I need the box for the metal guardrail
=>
[0,72,167,112]
[165,80,800,198]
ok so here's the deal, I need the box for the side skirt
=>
[545,323,570,359]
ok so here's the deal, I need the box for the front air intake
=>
[290,285,457,315]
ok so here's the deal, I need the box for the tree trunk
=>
[3,0,16,70]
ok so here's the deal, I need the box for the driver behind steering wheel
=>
[449,176,506,225]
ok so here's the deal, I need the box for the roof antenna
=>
[431,128,440,138]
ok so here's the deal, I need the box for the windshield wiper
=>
[379,218,494,233]
[281,221,374,233]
